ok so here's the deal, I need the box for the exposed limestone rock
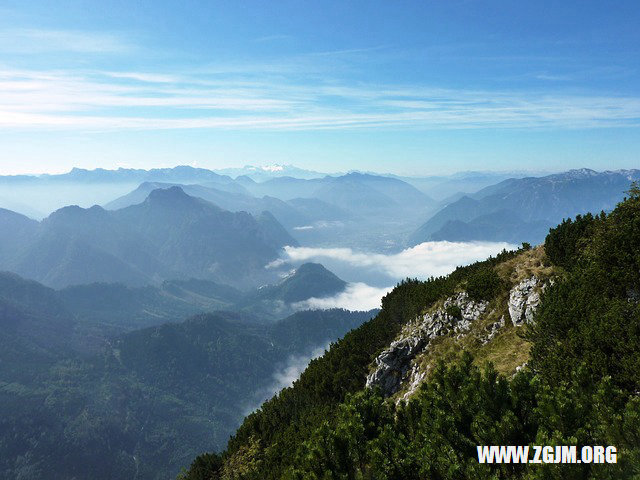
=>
[366,292,488,397]
[400,363,427,403]
[508,276,544,326]
[365,336,425,394]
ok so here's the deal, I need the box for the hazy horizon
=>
[0,162,561,178]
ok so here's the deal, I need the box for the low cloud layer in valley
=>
[284,241,515,280]
[283,241,516,310]
[293,282,391,311]
[243,343,329,414]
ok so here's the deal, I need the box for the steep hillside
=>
[183,184,640,479]
[0,209,39,259]
[410,168,640,245]
[0,272,77,370]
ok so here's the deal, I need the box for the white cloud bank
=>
[283,241,516,280]
[283,241,516,311]
[293,282,391,311]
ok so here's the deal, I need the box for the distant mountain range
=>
[103,171,438,251]
[108,172,436,218]
[237,172,435,209]
[394,170,548,201]
[105,181,351,231]
[0,166,441,251]
[212,164,328,181]
[0,165,239,186]
[0,186,296,289]
[0,166,247,219]
[410,169,640,245]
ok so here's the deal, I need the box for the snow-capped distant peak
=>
[260,164,285,172]
[566,168,598,177]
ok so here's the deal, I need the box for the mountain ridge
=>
[0,187,296,289]
[410,169,640,245]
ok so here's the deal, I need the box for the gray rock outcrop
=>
[366,292,488,397]
[508,276,543,326]
[365,336,425,395]
[400,363,428,403]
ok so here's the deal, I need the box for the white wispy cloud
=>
[104,71,181,83]
[243,343,328,414]
[1,62,639,131]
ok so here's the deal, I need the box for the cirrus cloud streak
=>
[1,68,640,132]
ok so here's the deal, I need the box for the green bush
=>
[544,212,599,269]
[445,304,462,319]
[466,267,504,301]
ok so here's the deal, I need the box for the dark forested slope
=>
[0,301,373,480]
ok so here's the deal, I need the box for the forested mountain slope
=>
[183,183,640,479]
[1,261,350,340]
[0,300,374,479]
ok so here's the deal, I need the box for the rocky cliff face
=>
[367,271,552,402]
[366,292,488,398]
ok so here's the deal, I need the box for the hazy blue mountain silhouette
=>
[0,187,296,289]
[105,181,350,230]
[242,172,436,214]
[410,169,640,245]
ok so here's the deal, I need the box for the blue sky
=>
[0,0,639,175]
